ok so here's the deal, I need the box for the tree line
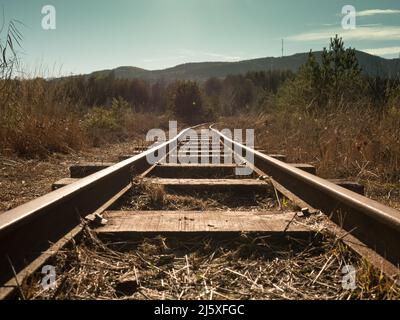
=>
[46,35,400,124]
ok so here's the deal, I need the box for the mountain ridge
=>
[86,50,400,82]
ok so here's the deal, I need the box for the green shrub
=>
[277,35,364,112]
[83,107,119,146]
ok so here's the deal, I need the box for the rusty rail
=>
[0,126,201,289]
[1,123,399,298]
[210,125,400,268]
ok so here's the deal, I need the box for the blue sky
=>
[1,0,400,76]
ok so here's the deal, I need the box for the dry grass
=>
[118,180,277,211]
[220,109,400,181]
[0,78,169,158]
[22,226,400,300]
[0,78,86,158]
[218,109,400,207]
[362,180,400,210]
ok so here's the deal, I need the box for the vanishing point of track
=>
[0,124,399,299]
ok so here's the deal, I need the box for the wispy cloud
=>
[200,52,242,61]
[179,49,242,61]
[358,24,382,27]
[140,50,243,69]
[142,56,187,63]
[362,46,400,56]
[357,9,400,17]
[288,26,400,41]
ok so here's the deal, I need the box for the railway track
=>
[0,124,399,299]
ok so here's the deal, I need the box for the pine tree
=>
[168,81,204,124]
[297,35,362,110]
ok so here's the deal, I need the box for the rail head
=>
[211,125,400,266]
[0,125,201,237]
[210,125,400,230]
[0,123,213,295]
[1,122,398,286]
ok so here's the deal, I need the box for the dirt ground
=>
[0,141,145,212]
[1,140,400,213]
[1,140,399,300]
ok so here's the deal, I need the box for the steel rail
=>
[0,125,199,286]
[1,122,399,293]
[210,126,400,267]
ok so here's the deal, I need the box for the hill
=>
[87,50,400,82]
